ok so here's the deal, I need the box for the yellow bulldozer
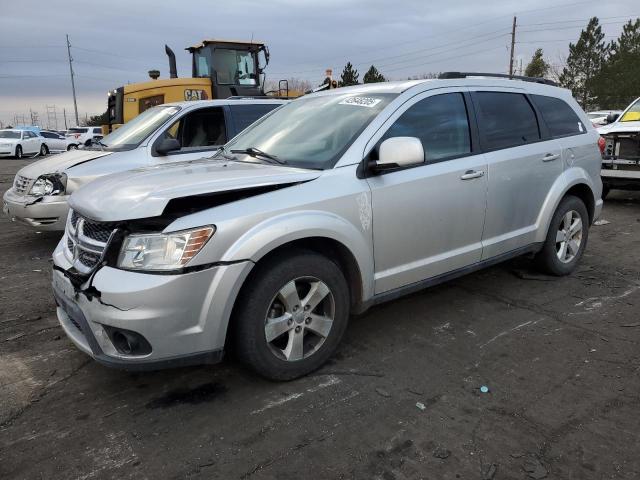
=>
[106,39,296,131]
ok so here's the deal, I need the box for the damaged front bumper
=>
[3,188,69,230]
[51,238,252,370]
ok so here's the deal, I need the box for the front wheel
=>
[535,195,589,276]
[40,144,48,156]
[233,250,350,380]
[15,145,22,159]
[67,144,78,151]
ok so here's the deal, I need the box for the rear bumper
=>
[2,188,69,230]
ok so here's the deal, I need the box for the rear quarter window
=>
[229,104,280,135]
[531,95,585,137]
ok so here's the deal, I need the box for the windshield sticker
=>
[340,97,382,108]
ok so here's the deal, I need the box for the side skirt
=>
[358,243,544,312]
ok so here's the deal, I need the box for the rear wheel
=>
[67,144,78,151]
[233,250,350,380]
[602,185,610,200]
[535,195,589,276]
[15,145,22,159]
[40,144,48,156]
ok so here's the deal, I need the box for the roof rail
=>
[438,72,558,87]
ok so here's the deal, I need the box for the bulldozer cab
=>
[188,39,268,99]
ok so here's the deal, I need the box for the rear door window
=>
[475,92,540,150]
[531,94,586,137]
[229,104,281,135]
[380,92,472,163]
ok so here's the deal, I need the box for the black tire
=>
[601,185,610,200]
[535,195,589,276]
[40,144,48,156]
[15,145,22,159]
[67,144,78,151]
[233,250,350,381]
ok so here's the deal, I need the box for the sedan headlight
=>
[117,226,215,271]
[29,173,67,196]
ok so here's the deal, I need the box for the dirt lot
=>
[1,156,639,480]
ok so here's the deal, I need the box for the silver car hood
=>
[69,159,322,222]
[17,149,112,178]
[598,121,640,135]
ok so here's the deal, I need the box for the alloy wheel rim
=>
[556,210,583,263]
[264,276,335,362]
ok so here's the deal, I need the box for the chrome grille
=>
[64,209,117,274]
[13,175,32,196]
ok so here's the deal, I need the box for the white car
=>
[65,126,104,147]
[598,97,640,198]
[587,110,622,126]
[40,130,78,153]
[0,129,46,158]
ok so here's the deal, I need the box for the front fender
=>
[221,210,375,302]
[534,166,599,243]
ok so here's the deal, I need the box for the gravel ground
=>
[1,156,639,480]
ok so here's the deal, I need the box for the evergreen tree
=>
[339,62,360,87]
[593,18,640,109]
[524,48,550,78]
[363,65,386,83]
[559,17,609,109]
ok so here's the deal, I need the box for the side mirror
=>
[371,137,425,172]
[606,113,620,124]
[155,137,181,155]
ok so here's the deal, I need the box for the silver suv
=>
[3,99,285,230]
[52,75,603,380]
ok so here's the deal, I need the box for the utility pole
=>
[63,108,68,129]
[509,16,517,78]
[66,34,79,126]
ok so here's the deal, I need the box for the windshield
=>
[97,105,181,151]
[213,48,257,86]
[0,131,21,139]
[223,93,397,169]
[620,99,640,122]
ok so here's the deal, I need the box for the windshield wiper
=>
[230,147,286,165]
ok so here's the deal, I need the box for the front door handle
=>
[542,153,560,162]
[460,170,485,180]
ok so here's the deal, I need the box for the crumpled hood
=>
[69,158,322,222]
[598,121,640,135]
[16,149,112,178]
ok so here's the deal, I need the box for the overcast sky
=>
[0,0,638,127]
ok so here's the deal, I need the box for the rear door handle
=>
[460,170,485,180]
[542,153,560,162]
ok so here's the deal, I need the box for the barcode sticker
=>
[339,97,382,108]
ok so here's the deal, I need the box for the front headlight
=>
[29,173,67,196]
[117,226,215,271]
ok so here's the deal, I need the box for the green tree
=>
[559,17,609,109]
[339,62,359,87]
[363,65,386,83]
[85,110,109,126]
[524,48,550,78]
[593,18,640,109]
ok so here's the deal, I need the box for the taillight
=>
[598,136,605,154]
